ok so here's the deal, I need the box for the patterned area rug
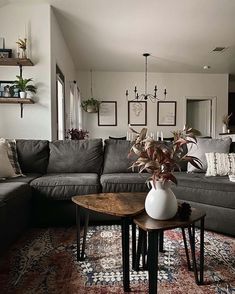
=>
[0,225,234,294]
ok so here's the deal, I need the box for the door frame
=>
[184,96,217,138]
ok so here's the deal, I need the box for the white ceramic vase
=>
[222,123,227,133]
[145,181,178,220]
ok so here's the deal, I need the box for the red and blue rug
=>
[0,225,234,293]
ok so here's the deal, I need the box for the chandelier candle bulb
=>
[161,131,163,141]
[156,131,159,140]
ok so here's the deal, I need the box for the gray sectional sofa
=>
[0,138,235,254]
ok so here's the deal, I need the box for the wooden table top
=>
[72,192,146,217]
[134,209,206,232]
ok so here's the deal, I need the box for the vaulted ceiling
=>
[1,0,235,73]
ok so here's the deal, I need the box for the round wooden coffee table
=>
[134,209,206,294]
[72,192,146,292]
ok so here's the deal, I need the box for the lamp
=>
[126,53,167,102]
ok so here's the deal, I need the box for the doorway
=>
[185,97,216,137]
[56,65,65,140]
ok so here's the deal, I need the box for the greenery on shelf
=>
[13,75,37,94]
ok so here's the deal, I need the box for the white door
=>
[186,100,211,137]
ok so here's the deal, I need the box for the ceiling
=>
[1,0,235,73]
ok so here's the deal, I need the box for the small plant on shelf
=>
[13,75,37,99]
[81,97,101,113]
[16,38,27,59]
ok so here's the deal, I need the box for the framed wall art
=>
[98,101,117,126]
[128,101,147,126]
[0,81,19,98]
[0,49,12,58]
[157,101,176,126]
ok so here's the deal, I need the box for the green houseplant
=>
[81,97,101,113]
[13,75,37,99]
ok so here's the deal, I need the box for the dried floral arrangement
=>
[66,128,89,140]
[129,126,202,185]
[222,113,232,127]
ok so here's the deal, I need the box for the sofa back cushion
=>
[103,139,137,174]
[16,140,49,174]
[47,139,103,173]
[187,137,232,172]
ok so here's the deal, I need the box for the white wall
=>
[77,71,228,139]
[0,3,51,139]
[0,4,76,140]
[50,8,76,140]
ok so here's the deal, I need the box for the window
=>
[56,65,65,140]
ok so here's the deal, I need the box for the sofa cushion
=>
[187,137,232,172]
[47,139,103,174]
[0,182,31,253]
[172,172,235,209]
[101,173,149,193]
[0,182,31,202]
[30,173,101,200]
[103,139,137,174]
[16,140,49,174]
[0,173,41,184]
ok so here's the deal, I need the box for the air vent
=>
[212,47,226,52]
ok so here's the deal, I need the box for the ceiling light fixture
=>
[125,53,167,102]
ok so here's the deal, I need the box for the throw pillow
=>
[0,138,24,176]
[205,152,235,176]
[0,141,17,178]
[187,137,232,172]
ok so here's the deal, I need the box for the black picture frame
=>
[157,101,177,126]
[0,49,12,58]
[98,101,117,126]
[0,80,19,98]
[128,101,147,126]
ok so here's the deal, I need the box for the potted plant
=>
[66,128,89,140]
[129,126,202,220]
[222,113,232,133]
[13,75,37,99]
[81,97,101,113]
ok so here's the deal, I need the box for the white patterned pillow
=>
[0,141,17,178]
[205,152,235,176]
[0,138,24,176]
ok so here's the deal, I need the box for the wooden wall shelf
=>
[0,58,35,117]
[0,98,35,118]
[0,58,34,66]
[0,98,34,104]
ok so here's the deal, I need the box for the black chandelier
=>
[126,53,167,102]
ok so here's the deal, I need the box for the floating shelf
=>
[0,58,34,66]
[0,98,34,104]
[0,98,35,118]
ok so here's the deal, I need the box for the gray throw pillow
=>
[187,137,232,172]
